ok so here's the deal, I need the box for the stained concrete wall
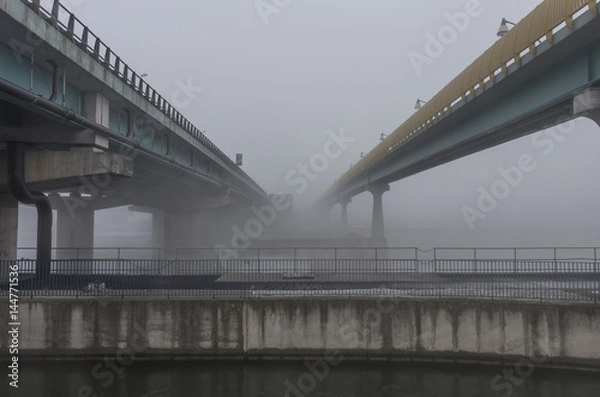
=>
[0,193,17,275]
[0,298,599,369]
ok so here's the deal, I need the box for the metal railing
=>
[15,246,600,262]
[19,0,264,195]
[2,258,598,303]
[17,247,162,260]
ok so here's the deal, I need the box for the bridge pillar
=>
[81,92,110,150]
[164,209,226,259]
[574,88,600,127]
[0,194,18,279]
[340,198,351,228]
[368,184,390,242]
[51,194,95,259]
[151,210,165,260]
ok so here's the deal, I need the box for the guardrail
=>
[2,258,598,303]
[324,0,600,200]
[15,246,600,261]
[17,247,162,260]
[19,0,263,195]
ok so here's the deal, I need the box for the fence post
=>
[513,248,517,273]
[595,248,598,305]
[333,247,337,273]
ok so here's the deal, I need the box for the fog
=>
[18,0,600,250]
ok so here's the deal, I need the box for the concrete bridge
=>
[0,0,277,278]
[320,0,600,242]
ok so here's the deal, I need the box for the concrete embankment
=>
[1,298,599,370]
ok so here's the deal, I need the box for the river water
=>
[6,360,600,397]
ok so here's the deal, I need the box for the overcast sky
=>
[26,0,600,247]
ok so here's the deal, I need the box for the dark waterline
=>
[5,360,600,397]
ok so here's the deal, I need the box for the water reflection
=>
[7,361,600,397]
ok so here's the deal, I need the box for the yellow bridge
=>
[323,0,599,201]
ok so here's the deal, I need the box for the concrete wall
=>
[0,193,17,274]
[1,298,599,370]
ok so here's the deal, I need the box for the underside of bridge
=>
[0,0,270,280]
[0,93,263,277]
[323,5,600,241]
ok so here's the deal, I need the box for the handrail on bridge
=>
[323,0,599,201]
[19,0,265,197]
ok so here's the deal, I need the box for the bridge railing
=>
[2,258,598,303]
[20,0,263,195]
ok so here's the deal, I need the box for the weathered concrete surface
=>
[0,298,599,370]
[0,150,132,192]
[0,193,17,267]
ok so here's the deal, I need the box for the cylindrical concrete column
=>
[368,184,390,241]
[340,198,351,228]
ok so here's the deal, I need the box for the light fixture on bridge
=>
[497,18,517,37]
[380,133,388,142]
[415,99,426,110]
[140,73,148,78]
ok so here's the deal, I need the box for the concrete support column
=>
[53,194,95,259]
[0,194,18,279]
[165,209,223,260]
[368,184,390,242]
[340,198,351,229]
[82,92,110,150]
[151,210,165,259]
[574,88,600,127]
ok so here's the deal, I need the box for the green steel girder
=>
[327,16,600,205]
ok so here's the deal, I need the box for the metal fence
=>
[1,258,598,303]
[16,246,599,261]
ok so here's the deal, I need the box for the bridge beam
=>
[573,88,600,127]
[0,150,132,192]
[368,184,390,242]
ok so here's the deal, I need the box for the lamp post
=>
[497,18,517,37]
[415,99,427,110]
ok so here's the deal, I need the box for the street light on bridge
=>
[497,18,517,37]
[415,99,427,110]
